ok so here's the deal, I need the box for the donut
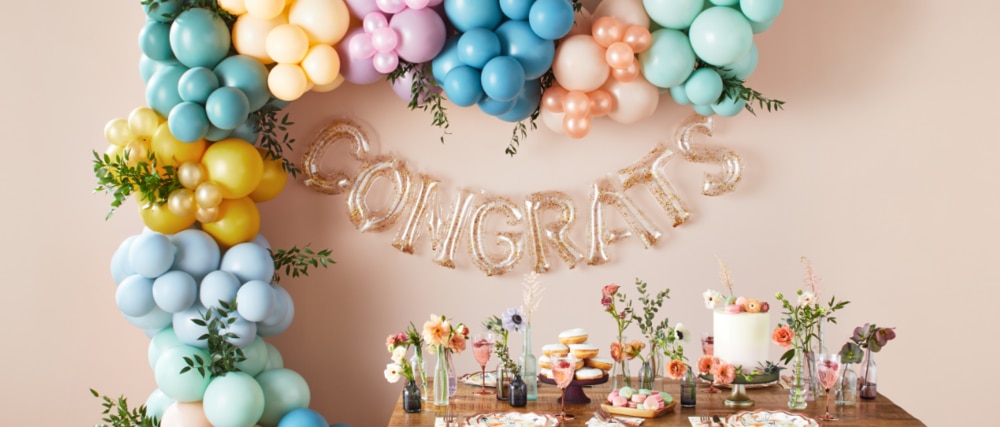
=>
[585,357,614,371]
[539,368,553,379]
[537,355,552,370]
[568,343,599,359]
[542,343,569,357]
[558,328,589,345]
[575,367,604,380]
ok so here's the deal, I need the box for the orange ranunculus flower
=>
[697,355,716,374]
[744,298,762,313]
[448,332,467,353]
[423,314,449,347]
[666,359,688,380]
[610,341,623,362]
[715,363,736,386]
[623,340,645,360]
[772,325,794,348]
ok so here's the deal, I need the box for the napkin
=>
[586,415,644,426]
[687,416,714,427]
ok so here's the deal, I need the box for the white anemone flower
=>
[673,323,690,343]
[798,291,816,307]
[703,290,724,309]
[384,363,402,383]
[391,346,407,364]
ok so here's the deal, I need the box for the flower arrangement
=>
[850,323,896,353]
[772,257,850,365]
[484,307,524,374]
[422,313,468,355]
[702,257,770,314]
[384,329,417,384]
[603,278,687,384]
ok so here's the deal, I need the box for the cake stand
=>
[537,373,608,404]
[698,371,779,408]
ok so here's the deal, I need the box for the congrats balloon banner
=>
[302,114,743,276]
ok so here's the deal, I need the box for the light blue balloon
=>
[230,118,260,143]
[457,29,501,69]
[495,20,554,80]
[693,103,716,116]
[740,0,783,23]
[148,327,184,369]
[711,93,747,117]
[123,306,173,332]
[169,8,231,69]
[481,56,525,102]
[237,280,277,322]
[499,0,533,20]
[203,372,266,427]
[643,0,705,30]
[220,242,275,283]
[146,64,187,118]
[223,314,258,348]
[144,0,183,22]
[638,29,696,88]
[200,270,241,309]
[236,336,270,376]
[444,0,502,32]
[170,228,220,282]
[688,7,752,66]
[178,67,219,104]
[528,0,575,40]
[256,368,311,427]
[431,36,462,85]
[685,67,724,105]
[117,274,156,317]
[205,87,250,130]
[168,101,210,142]
[111,235,138,285]
[139,55,162,83]
[264,341,285,370]
[214,55,270,112]
[442,65,484,107]
[172,304,210,348]
[252,234,271,250]
[140,21,175,62]
[154,345,212,402]
[496,78,541,122]
[669,85,691,105]
[153,270,198,313]
[145,389,174,422]
[258,285,294,337]
[478,95,517,116]
[278,408,329,427]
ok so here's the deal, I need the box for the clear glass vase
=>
[859,348,878,400]
[509,374,527,407]
[610,336,631,390]
[447,350,457,397]
[496,365,509,401]
[835,363,858,406]
[519,322,538,401]
[410,352,428,402]
[787,348,808,410]
[680,365,696,408]
[637,360,654,390]
[433,346,449,406]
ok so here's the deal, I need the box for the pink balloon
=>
[602,74,659,124]
[336,28,385,84]
[623,25,651,52]
[405,0,430,8]
[373,51,399,73]
[542,85,568,113]
[363,12,389,32]
[552,34,610,92]
[563,115,591,139]
[390,8,446,63]
[589,89,613,117]
[348,33,375,59]
[376,0,405,13]
[605,41,634,69]
[612,61,639,82]
[159,402,211,427]
[563,90,591,117]
[591,16,623,48]
[344,0,380,19]
[371,27,399,53]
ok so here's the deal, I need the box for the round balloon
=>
[140,21,175,62]
[638,29,696,88]
[214,55,272,112]
[203,372,266,427]
[153,270,199,313]
[391,7,447,63]
[159,401,212,427]
[288,0,351,45]
[169,228,221,282]
[117,274,157,317]
[684,67,724,106]
[111,235,138,285]
[495,20,554,80]
[177,67,219,104]
[129,232,176,279]
[154,345,212,402]
[232,13,288,64]
[442,65,484,107]
[551,35,608,92]
[527,0,575,40]
[201,197,262,248]
[444,0,502,32]
[138,201,197,235]
[200,269,242,308]
[168,102,211,143]
[256,368,311,427]
[688,7,752,66]
[169,8,232,69]
[236,336,270,376]
[236,279,277,322]
[278,408,329,427]
[123,306,173,333]
[201,138,264,199]
[457,28,500,69]
[740,0,783,23]
[480,56,525,102]
[643,0,703,29]
[249,149,289,202]
[172,304,210,348]
[145,389,175,422]
[146,65,187,118]
[148,327,184,369]
[205,87,251,130]
[220,241,275,283]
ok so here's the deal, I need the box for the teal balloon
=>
[154,345,212,402]
[495,20,554,80]
[528,0,575,40]
[205,87,251,130]
[256,368,311,427]
[148,327,184,369]
[140,21,175,61]
[749,17,774,34]
[685,67,723,105]
[203,372,265,427]
[220,242,275,283]
[264,341,285,370]
[431,36,462,84]
[144,0,183,22]
[205,124,233,141]
[442,65,484,107]
[178,67,219,103]
[146,64,187,118]
[477,95,517,116]
[643,0,705,30]
[170,228,221,282]
[117,274,156,317]
[169,8,231,69]
[153,270,198,313]
[236,336,270,376]
[723,42,757,80]
[709,0,738,5]
[129,232,175,279]
[496,78,540,122]
[444,0,502,32]
[457,29,500,69]
[230,118,260,143]
[278,408,328,427]
[236,280,277,322]
[172,303,210,348]
[669,85,691,105]
[740,0,783,23]
[145,389,174,422]
[688,7,752,66]
[214,55,271,112]
[499,0,533,20]
[168,101,210,142]
[111,235,138,285]
[711,93,747,117]
[480,56,524,102]
[693,103,716,116]
[199,270,241,309]
[638,29,696,88]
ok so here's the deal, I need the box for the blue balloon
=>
[457,29,501,69]
[499,0,533,20]
[481,56,525,102]
[123,306,173,333]
[477,95,517,116]
[220,242,275,283]
[204,124,233,141]
[496,79,541,122]
[688,7,753,66]
[205,87,250,130]
[528,0,575,40]
[258,285,294,337]
[669,85,691,105]
[172,304,210,348]
[444,0,503,32]
[200,270,241,308]
[111,235,138,285]
[146,64,187,118]
[168,101,210,142]
[153,270,199,313]
[279,408,329,427]
[236,279,277,322]
[711,93,747,117]
[169,8,231,69]
[223,314,257,348]
[638,29,696,88]
[431,36,462,85]
[442,65,484,107]
[495,20,554,80]
[214,55,270,112]
[117,274,157,317]
[129,232,176,278]
[143,0,183,22]
[140,21,175,62]
[252,233,271,250]
[178,67,219,104]
[685,67,724,105]
[230,118,259,143]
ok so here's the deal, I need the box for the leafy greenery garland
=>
[92,151,182,220]
[90,389,159,427]
[269,244,335,284]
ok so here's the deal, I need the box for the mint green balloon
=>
[750,17,774,34]
[693,104,716,116]
[203,372,265,427]
[689,7,752,66]
[740,0,783,23]
[709,0,738,5]
[725,42,758,80]
[685,68,724,105]
[256,368,311,427]
[264,342,284,371]
[643,0,705,30]
[712,93,747,117]
[154,345,212,402]
[145,389,175,422]
[148,327,184,369]
[235,336,269,377]
[669,85,691,105]
[638,29,696,88]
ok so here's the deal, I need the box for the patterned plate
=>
[464,412,560,427]
[725,410,819,427]
[459,371,497,388]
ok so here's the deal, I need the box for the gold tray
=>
[600,400,676,418]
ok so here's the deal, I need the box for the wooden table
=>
[386,379,924,426]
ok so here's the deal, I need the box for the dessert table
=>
[386,379,924,426]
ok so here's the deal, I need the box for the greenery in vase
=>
[774,257,850,365]
[484,311,521,374]
[630,278,672,361]
[89,389,159,427]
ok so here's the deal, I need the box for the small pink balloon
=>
[591,16,623,48]
[371,27,399,53]
[563,90,591,117]
[542,85,568,113]
[605,41,634,69]
[337,28,386,84]
[345,0,380,19]
[363,12,389,32]
[612,61,639,82]
[348,33,375,59]
[589,89,613,117]
[623,25,651,52]
[563,115,591,139]
[376,0,405,14]
[405,0,430,9]
[373,51,399,73]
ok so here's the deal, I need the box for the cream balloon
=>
[232,13,288,64]
[128,107,162,139]
[244,0,286,20]
[268,63,308,101]
[178,162,207,189]
[196,206,219,223]
[552,35,610,92]
[591,0,650,28]
[539,107,565,134]
[105,118,132,147]
[301,44,341,85]
[311,74,344,93]
[124,139,150,167]
[195,181,223,209]
[602,74,659,124]
[288,0,351,45]
[265,24,310,64]
[218,0,248,15]
[167,188,197,217]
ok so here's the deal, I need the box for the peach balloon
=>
[160,402,212,427]
[623,25,651,52]
[266,24,310,64]
[201,197,261,248]
[612,61,639,82]
[268,63,308,101]
[591,16,623,48]
[152,123,207,167]
[542,85,568,113]
[218,0,248,15]
[589,89,613,117]
[602,74,659,124]
[591,0,650,28]
[311,74,345,93]
[288,0,351,45]
[232,13,288,64]
[605,41,634,69]
[562,90,591,117]
[177,162,207,189]
[301,44,341,85]
[249,149,288,202]
[552,35,610,92]
[105,118,132,147]
[245,0,286,20]
[138,200,197,235]
[562,114,591,139]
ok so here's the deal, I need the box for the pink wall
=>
[2,1,996,426]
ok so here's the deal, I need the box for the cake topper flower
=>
[704,257,769,313]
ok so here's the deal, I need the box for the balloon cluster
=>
[112,228,325,427]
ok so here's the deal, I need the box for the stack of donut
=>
[537,328,614,381]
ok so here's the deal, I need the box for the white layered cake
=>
[713,309,770,370]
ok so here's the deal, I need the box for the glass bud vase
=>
[496,366,509,401]
[509,374,527,407]
[859,348,878,400]
[520,322,538,401]
[680,365,697,408]
[835,363,858,406]
[805,350,819,401]
[787,348,808,410]
[433,346,449,406]
[637,360,654,390]
[410,353,428,402]
[402,379,421,413]
[447,350,457,397]
[610,336,631,390]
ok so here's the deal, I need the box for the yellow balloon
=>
[265,24,310,64]
[195,181,223,208]
[288,0,350,45]
[105,118,132,147]
[103,144,125,180]
[267,63,308,101]
[245,0,286,20]
[178,162,207,189]
[152,122,208,168]
[301,44,340,85]
[250,149,288,202]
[138,201,196,235]
[124,139,151,167]
[218,0,247,15]
[311,74,344,93]
[201,197,260,248]
[128,107,162,139]
[167,188,197,217]
[201,139,264,199]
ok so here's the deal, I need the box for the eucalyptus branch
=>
[269,244,335,284]
[180,299,246,378]
[92,150,181,220]
[700,64,785,115]
[251,106,300,178]
[388,60,450,143]
[90,389,160,427]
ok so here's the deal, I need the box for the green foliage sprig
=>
[181,298,246,378]
[388,60,450,143]
[701,64,785,115]
[90,389,159,427]
[93,150,181,220]
[483,315,519,374]
[140,0,237,28]
[269,244,335,284]
[631,278,672,349]
[251,106,301,177]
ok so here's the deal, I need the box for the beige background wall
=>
[1,1,996,426]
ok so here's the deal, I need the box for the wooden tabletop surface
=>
[386,378,924,426]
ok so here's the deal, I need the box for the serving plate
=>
[698,372,779,389]
[459,371,497,388]
[464,412,559,426]
[599,400,675,418]
[724,410,819,427]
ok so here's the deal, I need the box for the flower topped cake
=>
[704,258,771,370]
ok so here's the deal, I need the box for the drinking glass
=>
[472,333,495,395]
[552,356,577,420]
[701,333,719,393]
[816,353,844,421]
